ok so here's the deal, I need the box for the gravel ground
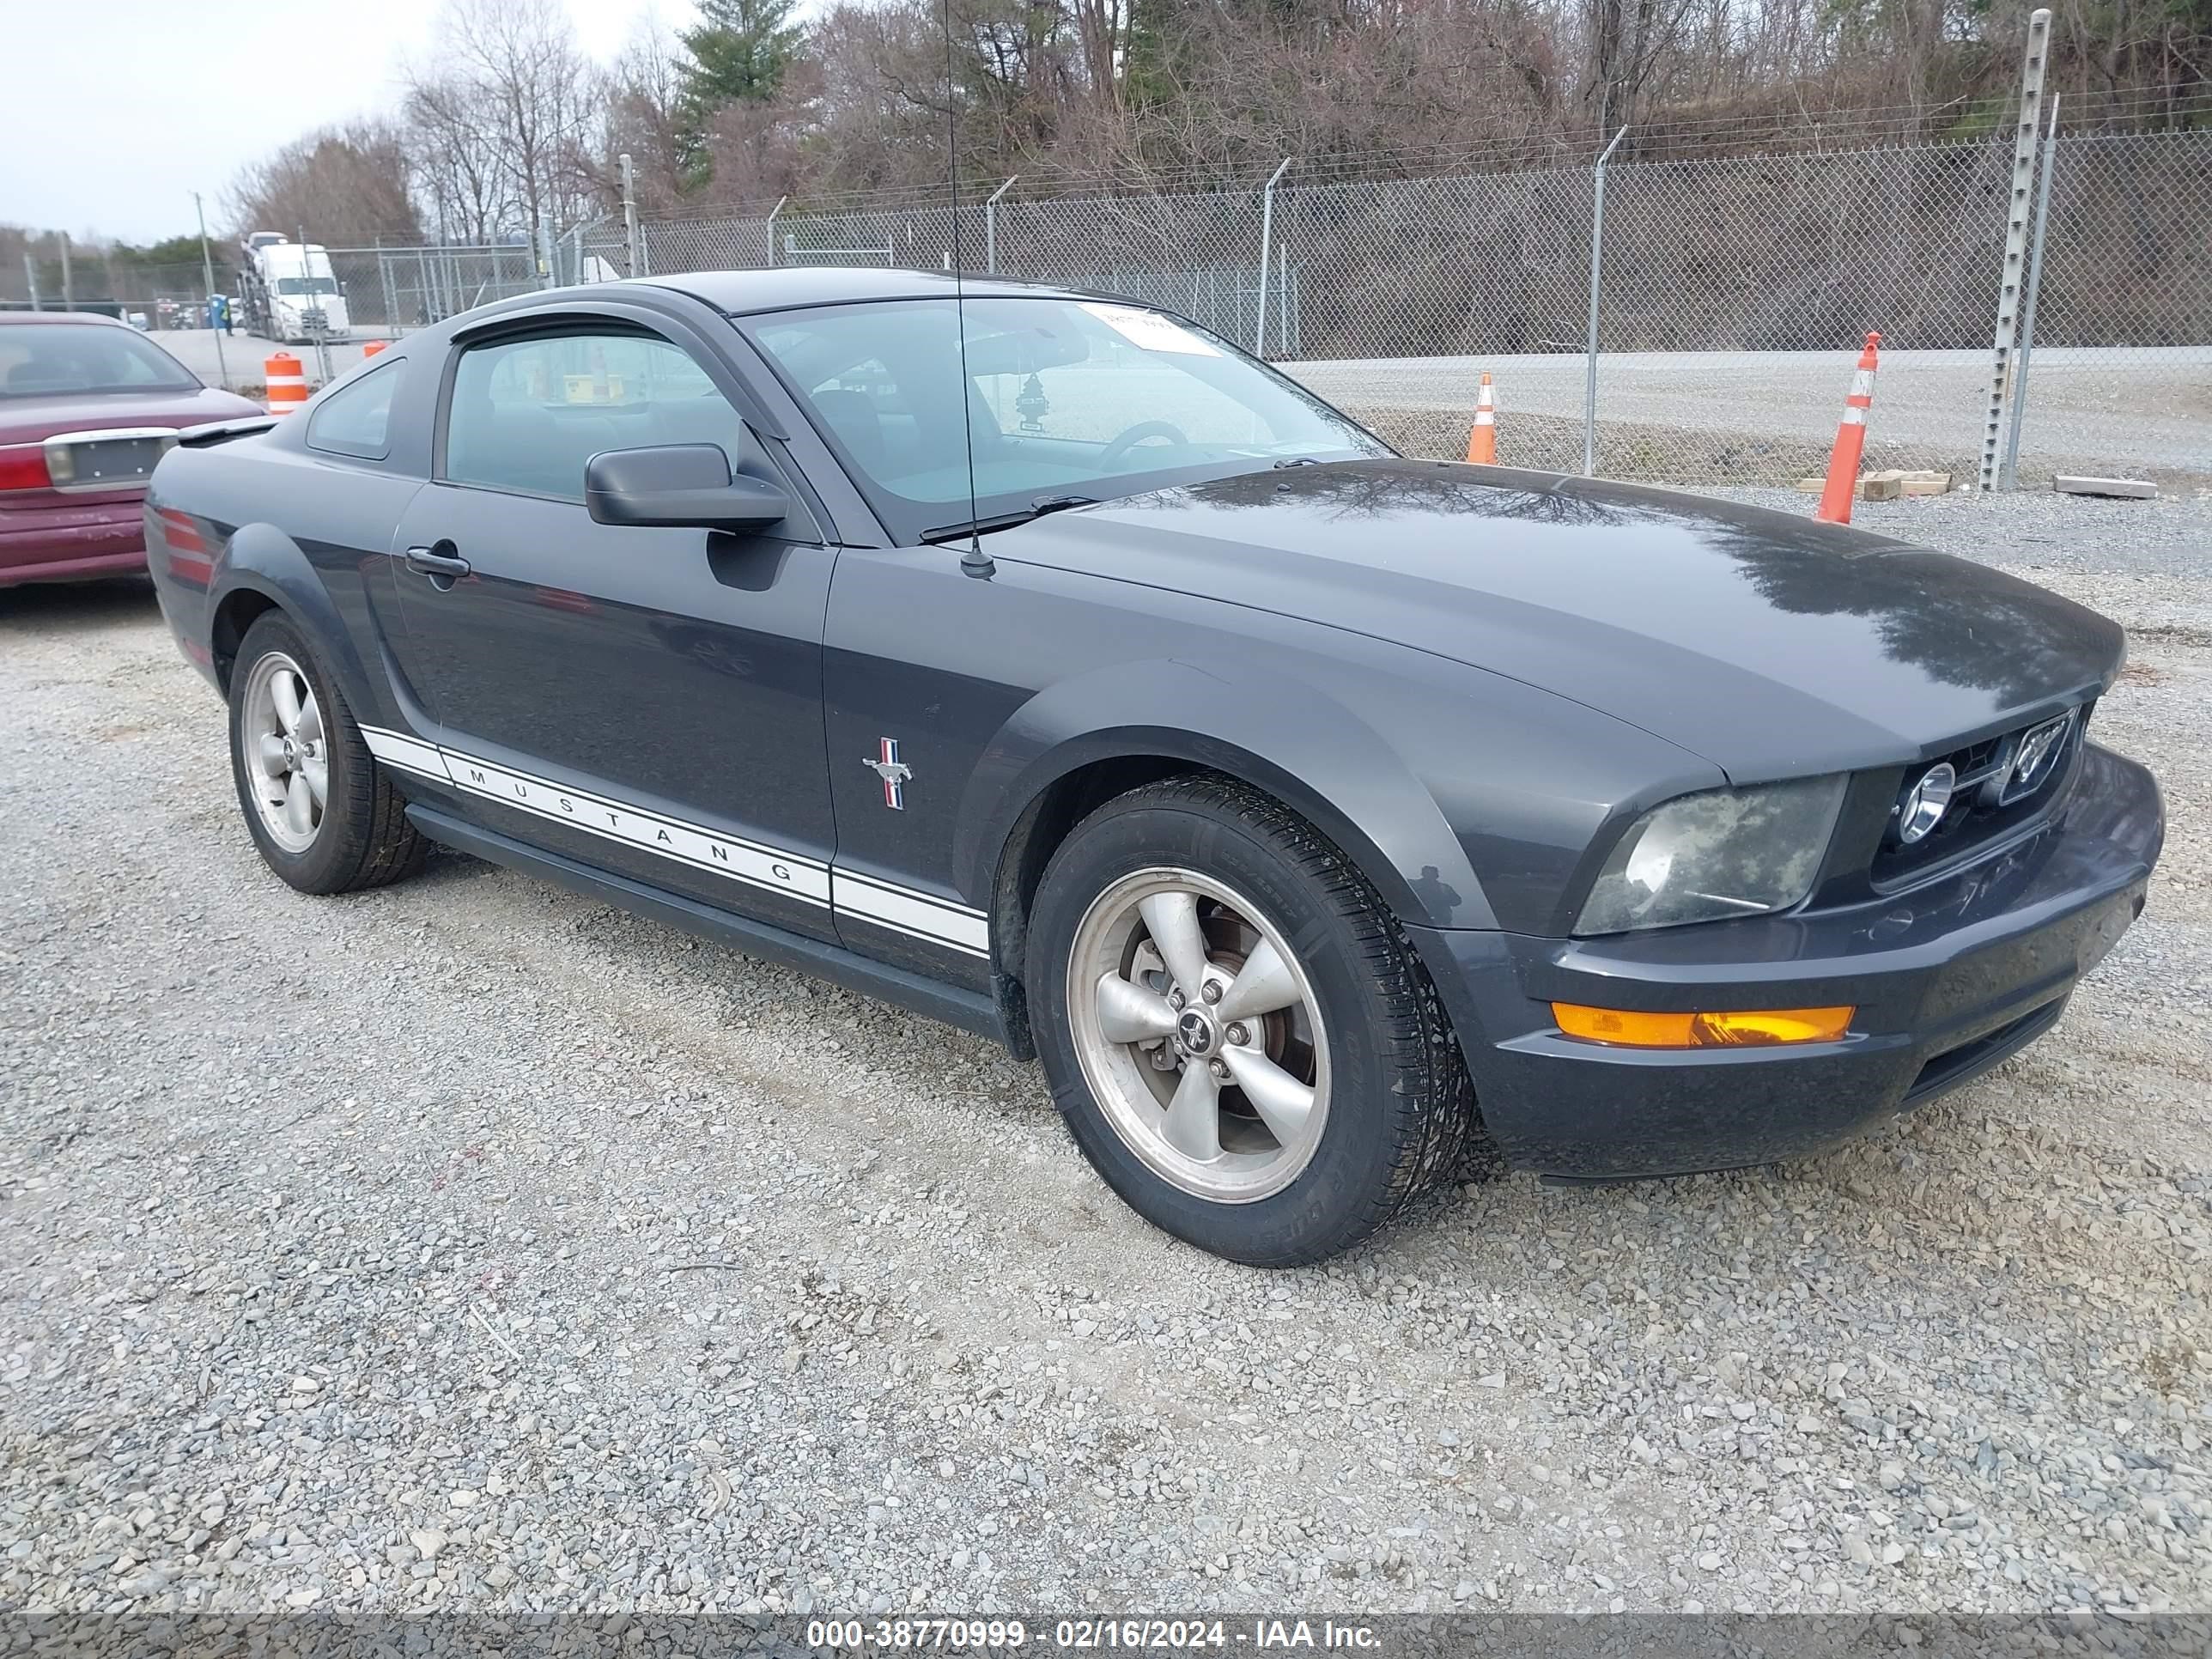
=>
[2,489,2209,1621]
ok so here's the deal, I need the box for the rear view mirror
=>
[585,443,790,532]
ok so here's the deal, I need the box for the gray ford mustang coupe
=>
[144,270,2163,1265]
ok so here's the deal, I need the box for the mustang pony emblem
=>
[864,738,913,809]
[2008,711,2075,799]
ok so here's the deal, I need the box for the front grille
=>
[1870,702,2090,886]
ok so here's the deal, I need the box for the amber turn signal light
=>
[1552,1003,1853,1048]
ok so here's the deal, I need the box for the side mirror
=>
[584,443,790,532]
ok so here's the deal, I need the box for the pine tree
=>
[679,0,803,112]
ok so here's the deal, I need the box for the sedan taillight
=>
[0,445,52,492]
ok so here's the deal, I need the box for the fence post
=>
[1255,157,1293,356]
[193,191,229,390]
[59,233,73,311]
[22,255,38,311]
[1978,7,2053,494]
[2001,93,2062,492]
[984,177,1018,274]
[765,197,787,267]
[1583,125,1628,478]
[620,153,642,277]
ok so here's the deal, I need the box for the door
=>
[387,322,841,943]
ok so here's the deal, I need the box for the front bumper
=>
[1410,742,2163,1180]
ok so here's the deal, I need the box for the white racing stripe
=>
[832,870,991,956]
[357,723,988,957]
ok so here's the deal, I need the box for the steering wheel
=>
[1097,420,1191,470]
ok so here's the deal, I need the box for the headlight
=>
[1574,775,1847,936]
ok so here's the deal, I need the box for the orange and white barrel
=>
[1465,372,1497,465]
[264,353,308,416]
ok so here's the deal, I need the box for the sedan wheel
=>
[240,651,329,854]
[1030,775,1477,1266]
[1068,868,1330,1204]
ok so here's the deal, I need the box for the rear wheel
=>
[1030,775,1474,1265]
[228,611,428,895]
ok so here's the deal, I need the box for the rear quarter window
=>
[306,358,401,459]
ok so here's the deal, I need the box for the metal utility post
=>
[59,233,73,311]
[573,223,586,286]
[1255,157,1292,356]
[23,254,40,311]
[2001,94,2062,491]
[1978,6,2053,494]
[1583,125,1628,477]
[193,191,228,391]
[300,223,331,384]
[765,197,787,267]
[984,177,1018,274]
[620,153,642,277]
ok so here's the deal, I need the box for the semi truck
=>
[238,233,350,343]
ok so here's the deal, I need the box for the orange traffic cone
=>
[1465,373,1497,464]
[362,340,388,359]
[1814,333,1881,524]
[264,353,307,416]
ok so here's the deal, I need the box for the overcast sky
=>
[1,0,688,245]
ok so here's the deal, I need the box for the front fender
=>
[953,655,1498,930]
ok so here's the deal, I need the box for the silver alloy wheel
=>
[240,651,328,854]
[1066,866,1331,1203]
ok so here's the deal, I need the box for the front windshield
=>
[746,295,1387,539]
[0,322,200,398]
[276,276,339,296]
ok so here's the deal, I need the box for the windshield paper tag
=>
[1079,302,1222,357]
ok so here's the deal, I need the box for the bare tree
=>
[408,0,598,252]
[227,119,423,246]
[404,76,516,242]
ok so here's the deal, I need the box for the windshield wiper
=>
[922,494,1100,544]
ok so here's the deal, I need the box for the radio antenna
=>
[942,0,990,577]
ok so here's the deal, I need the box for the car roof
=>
[0,310,137,327]
[633,267,1092,315]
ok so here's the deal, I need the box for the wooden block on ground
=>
[1794,477,1826,494]
[1898,470,1953,495]
[2054,475,2158,500]
[1858,472,1905,501]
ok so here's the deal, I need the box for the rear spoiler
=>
[175,416,279,448]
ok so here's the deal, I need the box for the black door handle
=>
[404,544,471,583]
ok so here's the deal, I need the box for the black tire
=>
[1029,775,1475,1266]
[228,611,428,895]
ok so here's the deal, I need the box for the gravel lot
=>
[3,489,2209,1621]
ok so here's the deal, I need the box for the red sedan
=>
[0,312,264,586]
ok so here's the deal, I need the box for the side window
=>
[305,358,400,459]
[443,330,750,501]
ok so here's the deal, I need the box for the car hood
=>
[0,386,264,448]
[995,459,2125,779]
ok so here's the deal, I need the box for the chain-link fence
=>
[0,258,232,330]
[17,128,2197,488]
[608,129,2212,489]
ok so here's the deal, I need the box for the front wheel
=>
[1029,776,1474,1265]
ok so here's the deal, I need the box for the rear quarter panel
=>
[147,440,426,724]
